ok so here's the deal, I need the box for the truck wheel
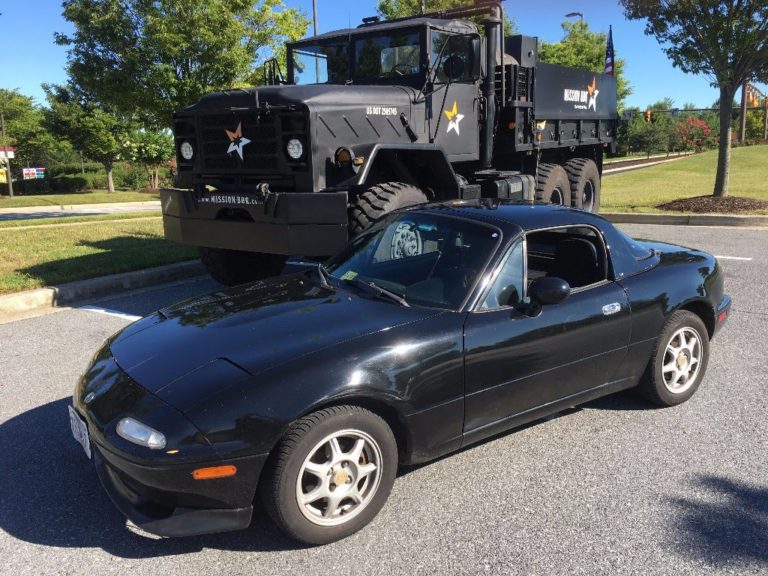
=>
[199,247,287,286]
[535,164,571,206]
[349,182,428,236]
[565,158,601,213]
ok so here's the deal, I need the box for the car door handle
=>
[602,302,622,316]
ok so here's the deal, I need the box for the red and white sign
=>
[0,146,14,159]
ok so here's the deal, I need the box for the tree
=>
[57,0,309,128]
[45,87,129,193]
[539,20,632,109]
[621,0,768,198]
[377,0,517,36]
[0,89,76,170]
[122,129,175,189]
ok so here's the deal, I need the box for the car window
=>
[526,227,607,289]
[478,241,524,310]
[326,212,501,309]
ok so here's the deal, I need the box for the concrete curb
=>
[0,260,204,319]
[603,154,692,175]
[603,212,768,227]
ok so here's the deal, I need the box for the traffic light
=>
[644,109,652,123]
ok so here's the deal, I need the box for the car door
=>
[462,230,631,438]
[427,29,481,161]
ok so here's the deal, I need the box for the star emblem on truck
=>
[444,101,464,135]
[587,77,599,112]
[225,121,251,161]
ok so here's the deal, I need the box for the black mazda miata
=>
[70,201,730,544]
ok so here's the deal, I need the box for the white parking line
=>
[79,305,142,322]
[714,255,753,261]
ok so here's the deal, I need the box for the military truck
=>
[163,1,617,285]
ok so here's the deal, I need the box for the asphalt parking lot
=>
[1,223,766,576]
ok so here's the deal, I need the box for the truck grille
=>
[199,111,279,172]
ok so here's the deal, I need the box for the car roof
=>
[411,200,614,236]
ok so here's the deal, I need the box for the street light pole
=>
[313,0,320,83]
[0,112,13,197]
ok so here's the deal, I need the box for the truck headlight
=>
[179,141,194,161]
[116,417,167,450]
[286,138,304,160]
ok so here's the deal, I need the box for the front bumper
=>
[714,294,732,336]
[91,439,267,537]
[161,187,349,256]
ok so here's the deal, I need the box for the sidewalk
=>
[0,200,161,222]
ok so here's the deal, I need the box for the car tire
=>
[535,163,572,206]
[349,182,428,236]
[261,405,398,545]
[199,247,287,286]
[639,310,710,406]
[565,158,601,213]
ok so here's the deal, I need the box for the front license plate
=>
[68,405,91,459]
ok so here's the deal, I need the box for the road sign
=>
[0,169,6,184]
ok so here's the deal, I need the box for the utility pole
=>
[313,0,320,83]
[764,97,768,141]
[0,112,13,197]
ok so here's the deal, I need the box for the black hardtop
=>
[414,200,613,233]
[290,17,477,45]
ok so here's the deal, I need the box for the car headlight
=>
[179,141,194,161]
[286,138,303,160]
[116,417,167,450]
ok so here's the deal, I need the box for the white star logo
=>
[225,121,251,161]
[444,101,464,135]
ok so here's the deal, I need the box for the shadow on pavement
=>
[668,474,768,566]
[0,397,303,558]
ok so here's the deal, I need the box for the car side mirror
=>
[529,277,571,306]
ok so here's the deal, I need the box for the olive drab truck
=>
[163,1,618,284]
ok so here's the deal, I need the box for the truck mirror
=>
[470,36,481,80]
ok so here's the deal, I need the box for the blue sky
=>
[1,0,765,110]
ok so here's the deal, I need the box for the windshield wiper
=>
[343,278,409,307]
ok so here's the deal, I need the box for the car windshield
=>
[325,212,501,309]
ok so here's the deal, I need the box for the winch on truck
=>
[163,1,618,285]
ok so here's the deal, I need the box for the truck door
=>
[428,30,481,162]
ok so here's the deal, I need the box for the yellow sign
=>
[0,169,7,185]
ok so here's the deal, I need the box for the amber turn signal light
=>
[192,465,237,480]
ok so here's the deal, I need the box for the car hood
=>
[109,273,441,394]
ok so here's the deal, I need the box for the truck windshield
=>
[354,31,422,83]
[289,29,423,86]
[292,42,349,85]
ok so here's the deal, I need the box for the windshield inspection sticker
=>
[340,271,359,281]
[366,106,398,116]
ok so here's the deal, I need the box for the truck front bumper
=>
[161,188,349,257]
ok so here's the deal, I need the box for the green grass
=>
[602,145,768,214]
[0,190,159,209]
[0,218,197,294]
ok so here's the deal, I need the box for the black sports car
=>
[70,201,731,544]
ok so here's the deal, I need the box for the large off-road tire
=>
[198,247,287,286]
[565,158,601,213]
[261,406,398,545]
[535,163,571,206]
[349,182,428,236]
[639,310,710,407]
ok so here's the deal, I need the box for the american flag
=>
[604,25,615,76]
